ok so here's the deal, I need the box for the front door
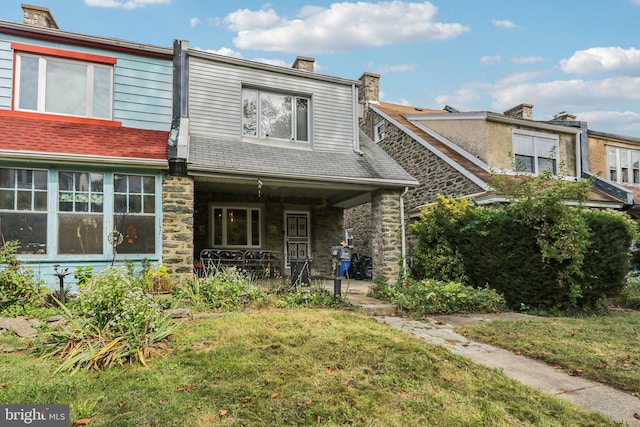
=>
[285,212,309,265]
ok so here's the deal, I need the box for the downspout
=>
[168,39,189,176]
[400,186,409,279]
[352,83,364,155]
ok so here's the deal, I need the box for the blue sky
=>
[4,0,640,135]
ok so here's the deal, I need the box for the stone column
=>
[370,189,402,283]
[162,175,194,285]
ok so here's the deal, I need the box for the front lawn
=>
[458,310,640,396]
[0,309,615,426]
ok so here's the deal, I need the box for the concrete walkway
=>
[337,281,640,425]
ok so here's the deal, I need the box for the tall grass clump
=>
[42,266,177,374]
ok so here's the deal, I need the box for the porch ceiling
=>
[192,173,374,208]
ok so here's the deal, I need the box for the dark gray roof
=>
[188,131,417,188]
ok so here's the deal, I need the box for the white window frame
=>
[374,120,386,143]
[14,52,113,120]
[241,88,310,143]
[512,129,559,175]
[607,146,640,185]
[209,204,262,248]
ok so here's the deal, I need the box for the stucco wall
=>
[417,119,489,162]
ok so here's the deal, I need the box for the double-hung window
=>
[242,88,309,142]
[14,44,115,119]
[114,174,156,254]
[58,171,104,254]
[210,205,261,248]
[0,168,48,254]
[607,146,640,184]
[374,121,386,143]
[512,130,559,174]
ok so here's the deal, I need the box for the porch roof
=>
[187,130,418,207]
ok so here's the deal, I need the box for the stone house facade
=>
[345,73,626,269]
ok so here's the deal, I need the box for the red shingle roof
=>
[0,112,168,160]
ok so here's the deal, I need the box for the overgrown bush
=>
[275,286,349,308]
[411,176,638,313]
[0,240,45,314]
[610,274,640,309]
[43,266,176,373]
[173,267,267,311]
[368,278,505,315]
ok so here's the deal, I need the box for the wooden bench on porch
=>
[197,249,283,280]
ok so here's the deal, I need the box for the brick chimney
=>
[291,56,315,72]
[503,103,533,120]
[553,111,576,121]
[358,72,380,104]
[22,4,59,29]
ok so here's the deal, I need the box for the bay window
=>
[113,174,156,254]
[0,168,48,254]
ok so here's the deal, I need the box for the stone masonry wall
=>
[162,175,194,285]
[370,189,403,282]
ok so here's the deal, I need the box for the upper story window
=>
[607,146,640,184]
[374,120,386,143]
[242,88,309,142]
[512,130,559,175]
[13,44,115,120]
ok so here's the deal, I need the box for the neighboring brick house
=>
[0,6,173,289]
[346,73,625,264]
[165,44,418,283]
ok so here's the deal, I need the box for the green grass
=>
[0,309,615,426]
[458,310,640,396]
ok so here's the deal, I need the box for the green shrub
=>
[275,286,348,308]
[43,266,176,373]
[173,267,267,311]
[392,278,505,315]
[610,274,640,309]
[0,240,45,314]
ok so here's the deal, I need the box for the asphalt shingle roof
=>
[188,130,417,187]
[0,113,168,161]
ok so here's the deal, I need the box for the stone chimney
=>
[552,111,576,121]
[22,4,59,29]
[291,56,315,72]
[503,103,533,120]
[358,72,380,104]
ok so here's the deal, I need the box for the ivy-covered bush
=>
[411,177,638,313]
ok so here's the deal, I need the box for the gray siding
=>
[0,35,172,131]
[189,56,355,152]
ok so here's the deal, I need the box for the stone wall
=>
[371,189,403,282]
[162,175,194,285]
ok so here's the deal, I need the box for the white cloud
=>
[368,62,416,74]
[481,55,501,65]
[491,19,517,29]
[84,0,170,9]
[190,17,199,28]
[560,47,640,76]
[251,57,290,67]
[224,8,282,31]
[199,47,244,59]
[511,56,544,64]
[491,76,640,111]
[223,1,469,53]
[435,87,481,110]
[577,110,640,134]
